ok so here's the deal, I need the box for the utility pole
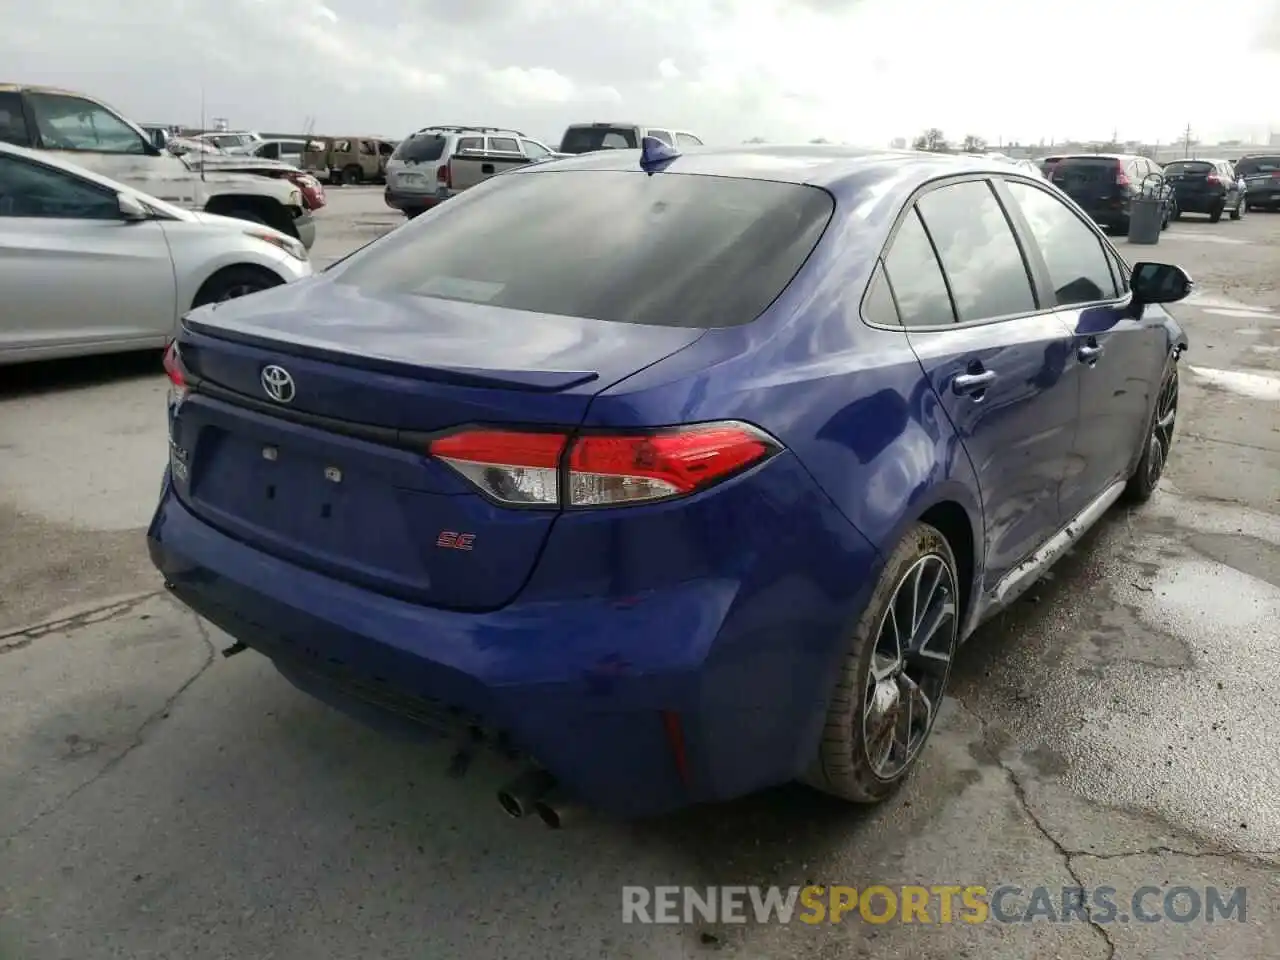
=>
[1182,123,1193,159]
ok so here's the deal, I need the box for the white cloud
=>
[1,0,1278,146]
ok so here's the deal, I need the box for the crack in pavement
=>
[0,590,164,649]
[2,609,217,843]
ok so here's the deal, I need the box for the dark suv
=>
[1162,158,1245,222]
[1235,155,1280,212]
[1047,154,1172,234]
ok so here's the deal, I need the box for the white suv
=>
[557,123,704,154]
[383,125,557,218]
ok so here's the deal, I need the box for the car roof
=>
[513,143,1037,192]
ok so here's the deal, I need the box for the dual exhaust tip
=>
[496,768,579,829]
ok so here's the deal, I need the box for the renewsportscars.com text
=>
[622,884,1248,925]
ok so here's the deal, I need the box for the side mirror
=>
[117,193,150,221]
[1131,261,1192,305]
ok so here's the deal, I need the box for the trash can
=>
[1127,172,1166,245]
[1127,197,1163,244]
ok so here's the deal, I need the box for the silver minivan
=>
[383,125,557,218]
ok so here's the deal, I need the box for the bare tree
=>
[912,128,949,152]
[961,134,987,153]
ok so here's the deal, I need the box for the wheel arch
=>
[190,262,287,310]
[204,193,298,238]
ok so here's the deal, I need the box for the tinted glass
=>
[0,92,31,147]
[916,180,1036,320]
[559,126,639,153]
[1163,161,1214,176]
[1005,180,1118,305]
[862,262,900,325]
[883,209,955,327]
[26,93,147,154]
[1235,156,1280,176]
[0,155,118,219]
[333,170,834,328]
[489,137,519,152]
[393,134,446,163]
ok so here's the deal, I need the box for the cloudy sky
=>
[6,0,1280,147]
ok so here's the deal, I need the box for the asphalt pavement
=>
[1,190,1277,959]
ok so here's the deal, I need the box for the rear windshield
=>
[392,134,447,163]
[332,170,835,328]
[1235,156,1280,176]
[1163,161,1214,176]
[1051,157,1119,182]
[558,126,639,154]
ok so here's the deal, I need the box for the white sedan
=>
[0,141,312,365]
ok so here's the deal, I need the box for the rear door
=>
[886,177,1079,589]
[998,177,1161,516]
[0,152,175,353]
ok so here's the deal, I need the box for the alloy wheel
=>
[1147,366,1179,487]
[862,554,957,780]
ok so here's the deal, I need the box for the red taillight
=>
[437,164,450,187]
[427,421,780,508]
[1206,174,1223,186]
[163,341,188,403]
[1271,171,1280,178]
[1115,165,1131,187]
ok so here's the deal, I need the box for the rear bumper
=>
[1244,185,1280,206]
[147,467,880,818]
[1170,191,1225,214]
[383,187,445,212]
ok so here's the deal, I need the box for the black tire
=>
[341,165,362,185]
[1124,356,1179,504]
[192,265,285,308]
[1209,203,1223,223]
[803,522,960,803]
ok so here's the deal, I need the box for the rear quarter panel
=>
[448,153,532,192]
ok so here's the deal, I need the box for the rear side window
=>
[862,262,900,326]
[456,137,483,152]
[332,170,835,328]
[675,133,703,147]
[647,130,673,145]
[559,126,638,154]
[0,92,31,147]
[1235,156,1280,176]
[1005,180,1118,305]
[489,137,519,152]
[883,209,955,327]
[916,180,1037,321]
[393,134,447,163]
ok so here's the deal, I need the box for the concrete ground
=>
[1,189,1278,959]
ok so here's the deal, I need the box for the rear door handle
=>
[952,370,997,396]
[1078,344,1104,364]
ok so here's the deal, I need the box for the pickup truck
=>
[0,83,317,248]
[447,146,538,193]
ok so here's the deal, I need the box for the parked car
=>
[245,138,308,167]
[0,141,311,365]
[382,126,556,218]
[1162,158,1245,222]
[1047,154,1173,234]
[1038,156,1063,177]
[558,122,703,154]
[150,146,1189,823]
[301,136,396,185]
[196,131,264,153]
[0,84,315,248]
[1235,154,1280,211]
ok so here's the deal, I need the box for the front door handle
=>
[952,370,997,396]
[1078,344,1104,364]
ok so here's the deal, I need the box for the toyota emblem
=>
[261,365,296,403]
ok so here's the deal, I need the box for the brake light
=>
[1206,174,1223,186]
[163,340,188,404]
[437,164,450,187]
[1271,171,1280,178]
[1115,165,1131,187]
[427,422,781,508]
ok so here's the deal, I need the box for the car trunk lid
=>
[170,279,703,610]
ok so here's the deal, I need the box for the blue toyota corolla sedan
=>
[149,142,1190,825]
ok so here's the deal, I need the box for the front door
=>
[884,178,1079,590]
[0,153,175,354]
